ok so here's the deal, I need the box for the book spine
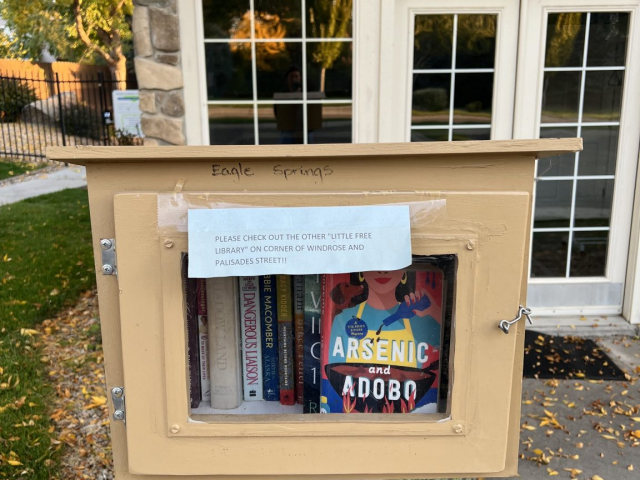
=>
[303,274,322,413]
[260,275,279,401]
[196,278,211,403]
[276,275,295,405]
[240,276,263,401]
[293,275,305,404]
[207,277,242,410]
[182,254,200,409]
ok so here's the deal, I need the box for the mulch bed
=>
[524,330,626,379]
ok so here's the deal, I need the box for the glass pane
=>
[453,73,493,124]
[540,71,581,123]
[582,71,624,123]
[456,15,497,69]
[587,13,629,67]
[209,105,255,145]
[578,126,619,176]
[266,103,304,144]
[202,0,250,39]
[534,180,573,228]
[306,41,352,100]
[411,129,449,142]
[309,103,352,144]
[574,179,614,227]
[544,13,586,68]
[570,231,608,277]
[412,74,450,126]
[205,43,253,100]
[531,232,569,277]
[256,42,303,100]
[538,127,577,176]
[306,0,352,39]
[413,15,454,70]
[451,128,490,142]
[254,0,302,38]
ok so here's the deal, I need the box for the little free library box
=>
[48,139,581,479]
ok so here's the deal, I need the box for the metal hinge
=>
[100,238,117,276]
[111,387,126,423]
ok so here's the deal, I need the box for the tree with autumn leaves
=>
[0,0,132,83]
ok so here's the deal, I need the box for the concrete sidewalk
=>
[504,334,639,480]
[0,166,87,206]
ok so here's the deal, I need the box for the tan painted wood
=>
[59,140,580,478]
[47,138,581,163]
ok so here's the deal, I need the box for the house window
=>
[410,14,497,142]
[531,12,629,278]
[202,0,353,145]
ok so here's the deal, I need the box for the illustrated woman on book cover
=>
[320,268,443,414]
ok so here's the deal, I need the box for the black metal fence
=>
[0,71,138,161]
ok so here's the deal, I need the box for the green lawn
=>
[0,160,39,181]
[0,188,95,478]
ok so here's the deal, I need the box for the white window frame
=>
[514,0,640,319]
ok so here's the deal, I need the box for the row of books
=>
[183,254,446,414]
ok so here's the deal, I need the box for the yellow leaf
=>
[575,372,585,378]
[522,425,536,430]
[49,288,59,296]
[19,328,38,337]
[602,435,616,440]
[547,468,558,476]
[533,449,544,455]
[631,417,640,422]
[592,475,604,480]
[91,395,107,406]
[7,459,22,466]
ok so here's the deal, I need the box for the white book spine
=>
[196,279,211,402]
[207,277,242,409]
[239,276,263,401]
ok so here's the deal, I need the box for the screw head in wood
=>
[100,239,113,250]
[113,410,125,421]
[102,264,114,275]
[164,239,174,249]
[112,387,123,398]
[170,424,181,434]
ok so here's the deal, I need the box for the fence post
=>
[55,73,67,147]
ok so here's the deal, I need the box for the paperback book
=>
[207,276,242,409]
[182,254,201,409]
[239,276,263,401]
[320,267,443,414]
[260,275,279,401]
[276,275,295,405]
[293,275,305,404]
[196,278,211,403]
[303,274,322,413]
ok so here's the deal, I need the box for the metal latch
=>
[111,387,126,423]
[498,305,532,334]
[100,239,117,276]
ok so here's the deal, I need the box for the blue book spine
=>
[260,275,280,401]
[303,274,322,413]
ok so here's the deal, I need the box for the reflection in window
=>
[203,0,353,145]
[410,14,497,142]
[532,12,628,278]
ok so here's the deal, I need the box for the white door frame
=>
[515,0,640,319]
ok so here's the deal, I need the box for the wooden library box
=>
[48,139,581,479]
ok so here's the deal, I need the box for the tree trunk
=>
[110,54,128,90]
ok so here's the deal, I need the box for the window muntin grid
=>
[202,0,354,145]
[410,14,497,142]
[531,12,629,279]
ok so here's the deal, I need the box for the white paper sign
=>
[188,205,412,277]
[112,90,142,136]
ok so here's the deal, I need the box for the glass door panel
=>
[517,1,640,315]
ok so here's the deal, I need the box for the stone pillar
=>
[132,0,186,146]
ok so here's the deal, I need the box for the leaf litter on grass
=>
[38,290,113,480]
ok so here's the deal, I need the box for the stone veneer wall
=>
[132,0,186,146]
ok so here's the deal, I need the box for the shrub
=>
[62,102,104,141]
[0,78,37,122]
[412,88,448,111]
